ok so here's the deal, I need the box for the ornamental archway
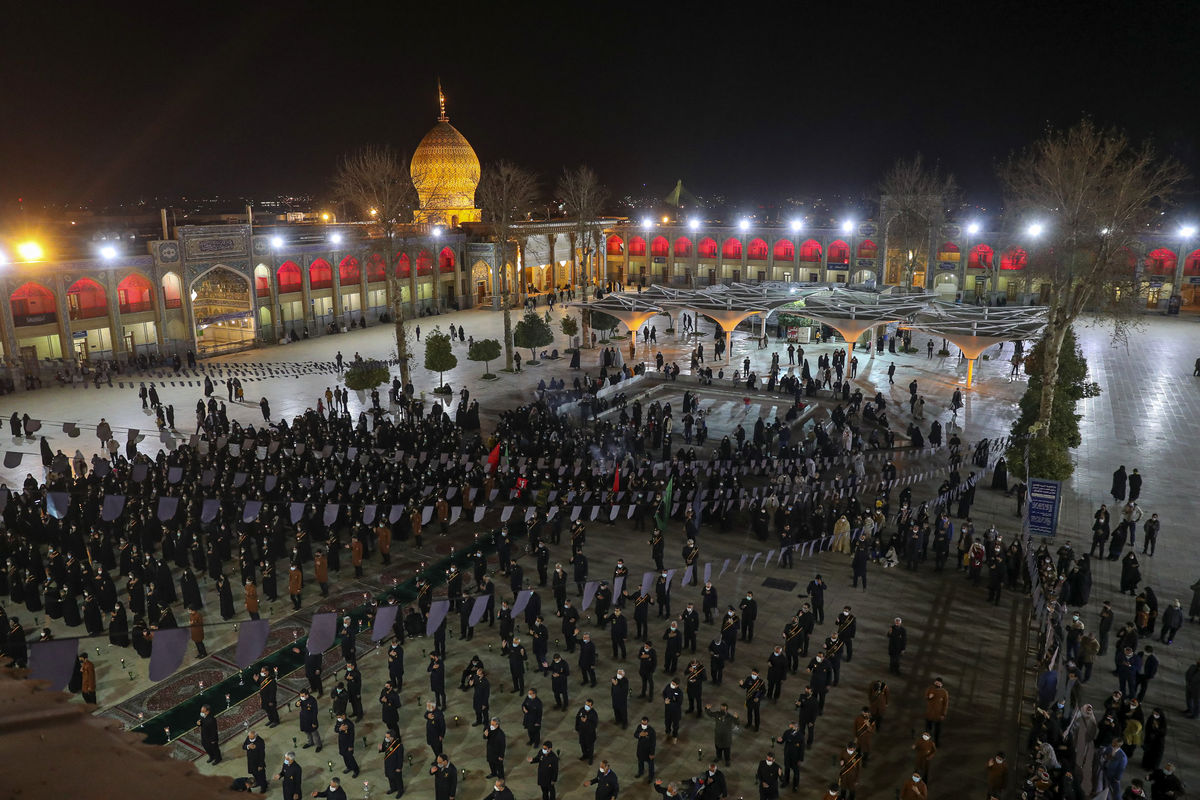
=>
[190,265,256,354]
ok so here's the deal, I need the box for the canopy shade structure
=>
[907,302,1048,387]
[798,289,936,363]
[567,292,666,339]
[645,283,815,365]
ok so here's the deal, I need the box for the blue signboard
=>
[1027,477,1062,536]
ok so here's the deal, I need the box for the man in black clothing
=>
[378,731,404,797]
[314,777,347,800]
[334,713,359,778]
[521,688,543,745]
[528,740,560,800]
[610,669,630,728]
[242,730,268,792]
[483,717,507,779]
[584,761,619,800]
[634,716,658,780]
[273,752,302,800]
[739,668,765,731]
[776,721,805,791]
[429,754,457,800]
[756,753,782,800]
[887,617,907,675]
[198,704,221,764]
[696,763,728,800]
[739,592,758,641]
[575,699,599,763]
[424,701,446,758]
[469,667,491,725]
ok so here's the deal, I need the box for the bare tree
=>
[999,119,1184,437]
[558,165,608,348]
[477,160,539,370]
[879,154,957,289]
[331,145,423,386]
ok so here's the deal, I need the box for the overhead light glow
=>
[1027,223,1044,237]
[432,227,443,238]
[789,219,803,232]
[1181,225,1197,238]
[100,245,118,260]
[661,216,669,224]
[271,236,284,249]
[841,220,854,234]
[1100,227,1110,236]
[641,217,653,229]
[330,233,343,245]
[967,222,981,235]
[17,241,43,261]
[688,218,701,231]
[738,219,750,232]
[321,213,330,221]
[369,208,378,217]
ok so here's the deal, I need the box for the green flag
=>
[656,477,674,530]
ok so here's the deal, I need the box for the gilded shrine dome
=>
[410,88,481,225]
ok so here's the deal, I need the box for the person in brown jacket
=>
[838,742,862,800]
[854,707,876,764]
[351,539,364,578]
[868,679,890,731]
[436,495,450,536]
[244,580,260,620]
[913,731,937,780]
[79,652,97,704]
[924,677,949,744]
[901,772,928,800]
[986,751,1009,793]
[314,550,330,597]
[288,564,303,610]
[409,507,423,549]
[190,609,207,657]
[375,524,392,565]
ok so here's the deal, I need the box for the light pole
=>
[1175,225,1196,312]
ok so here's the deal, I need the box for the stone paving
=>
[5,301,1200,799]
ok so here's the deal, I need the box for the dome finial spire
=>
[437,77,448,122]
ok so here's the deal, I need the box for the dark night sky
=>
[2,1,1197,211]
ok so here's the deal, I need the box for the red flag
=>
[487,443,501,473]
[613,465,620,493]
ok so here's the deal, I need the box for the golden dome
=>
[411,117,481,225]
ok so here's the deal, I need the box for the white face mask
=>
[640,723,647,729]
[583,705,591,711]
[542,748,549,755]
[489,724,497,730]
[922,734,930,740]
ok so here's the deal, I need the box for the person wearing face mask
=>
[696,763,727,800]
[197,704,221,764]
[377,731,404,797]
[574,630,598,687]
[549,653,571,710]
[583,760,619,800]
[634,715,658,781]
[483,717,507,779]
[854,707,876,764]
[924,678,949,744]
[273,751,302,800]
[701,581,719,624]
[1147,762,1183,799]
[755,752,782,800]
[838,741,862,800]
[721,608,740,662]
[901,772,927,800]
[560,601,580,653]
[575,699,599,764]
[836,606,857,662]
[334,713,359,778]
[429,754,457,800]
[985,751,1008,795]
[887,617,907,675]
[913,731,936,781]
[481,777,514,800]
[806,652,832,713]
[527,740,560,800]
[610,669,630,728]
[522,688,544,745]
[655,570,672,618]
[684,658,707,715]
[609,607,628,660]
[739,667,766,731]
[242,728,268,793]
[662,679,683,740]
[704,702,738,766]
[311,777,347,800]
[739,592,758,641]
[775,721,805,791]
[662,620,683,674]
[638,641,658,698]
[680,602,700,653]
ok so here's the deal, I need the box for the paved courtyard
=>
[4,301,1199,799]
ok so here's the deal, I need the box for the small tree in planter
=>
[589,310,620,343]
[424,327,456,393]
[468,338,502,379]
[560,314,579,347]
[513,311,554,364]
[343,359,390,391]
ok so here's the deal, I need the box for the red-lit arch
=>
[366,253,387,282]
[11,281,57,325]
[650,236,669,257]
[339,256,361,284]
[162,273,183,308]
[606,235,624,255]
[747,238,768,259]
[828,240,850,264]
[1143,247,1177,275]
[698,237,717,258]
[309,258,332,289]
[674,237,692,257]
[438,247,455,273]
[1185,249,1200,275]
[799,239,822,262]
[628,236,646,257]
[277,261,302,293]
[857,239,879,259]
[773,240,795,260]
[117,273,153,313]
[416,250,433,276]
[968,244,993,269]
[67,278,107,320]
[396,253,411,278]
[722,238,743,259]
[1000,248,1028,270]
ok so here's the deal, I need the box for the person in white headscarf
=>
[1068,703,1099,796]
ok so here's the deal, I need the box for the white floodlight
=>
[789,219,803,232]
[271,236,284,249]
[1027,223,1044,237]
[967,222,981,235]
[841,220,854,234]
[330,233,343,245]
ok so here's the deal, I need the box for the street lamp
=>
[17,241,43,261]
[641,218,653,230]
[967,222,981,235]
[330,233,343,245]
[1026,223,1044,237]
[789,219,803,233]
[271,236,284,249]
[841,220,854,234]
[100,245,118,260]
[1181,225,1197,239]
[688,218,700,232]
[738,219,750,232]
[432,227,443,238]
